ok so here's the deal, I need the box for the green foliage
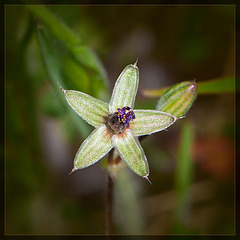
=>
[27,5,109,99]
[36,22,91,138]
[40,89,65,117]
[172,121,195,233]
[27,5,112,138]
[143,77,236,98]
[197,77,235,94]
[176,121,194,200]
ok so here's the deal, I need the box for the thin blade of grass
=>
[172,121,194,233]
[143,77,235,97]
[197,77,235,94]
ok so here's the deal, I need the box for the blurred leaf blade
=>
[27,5,80,47]
[143,77,235,98]
[176,121,194,196]
[36,20,91,138]
[197,77,235,94]
[114,170,144,234]
[26,5,109,99]
[142,86,169,98]
[36,23,62,89]
[62,56,90,93]
[172,121,194,232]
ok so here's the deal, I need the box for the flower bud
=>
[156,81,198,118]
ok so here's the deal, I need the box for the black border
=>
[2,1,239,240]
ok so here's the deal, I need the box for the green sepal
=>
[156,81,198,118]
[109,64,139,113]
[130,110,176,136]
[64,90,109,127]
[112,129,149,178]
[74,125,113,169]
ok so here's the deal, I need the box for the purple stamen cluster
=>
[117,106,135,125]
[107,106,135,134]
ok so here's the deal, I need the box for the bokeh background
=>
[6,4,236,235]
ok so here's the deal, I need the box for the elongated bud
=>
[156,81,198,118]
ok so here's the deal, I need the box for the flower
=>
[61,62,177,181]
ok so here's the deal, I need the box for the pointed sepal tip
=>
[133,58,138,67]
[69,167,77,175]
[60,87,66,94]
[144,176,152,185]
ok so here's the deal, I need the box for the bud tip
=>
[188,81,198,93]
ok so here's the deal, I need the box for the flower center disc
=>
[106,106,135,134]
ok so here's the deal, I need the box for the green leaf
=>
[197,77,235,94]
[64,90,109,128]
[36,23,63,91]
[62,56,90,93]
[176,121,194,196]
[112,129,149,178]
[109,64,139,113]
[130,110,176,136]
[40,89,65,117]
[27,5,109,99]
[36,18,91,94]
[143,77,235,97]
[27,5,81,47]
[174,121,194,223]
[74,125,113,169]
[36,20,91,138]
[72,45,107,80]
[156,81,198,118]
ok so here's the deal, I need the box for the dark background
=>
[5,5,235,234]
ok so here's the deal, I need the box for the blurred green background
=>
[5,5,235,235]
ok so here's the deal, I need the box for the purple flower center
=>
[117,106,135,125]
[106,106,135,134]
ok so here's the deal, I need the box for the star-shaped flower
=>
[61,62,177,181]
